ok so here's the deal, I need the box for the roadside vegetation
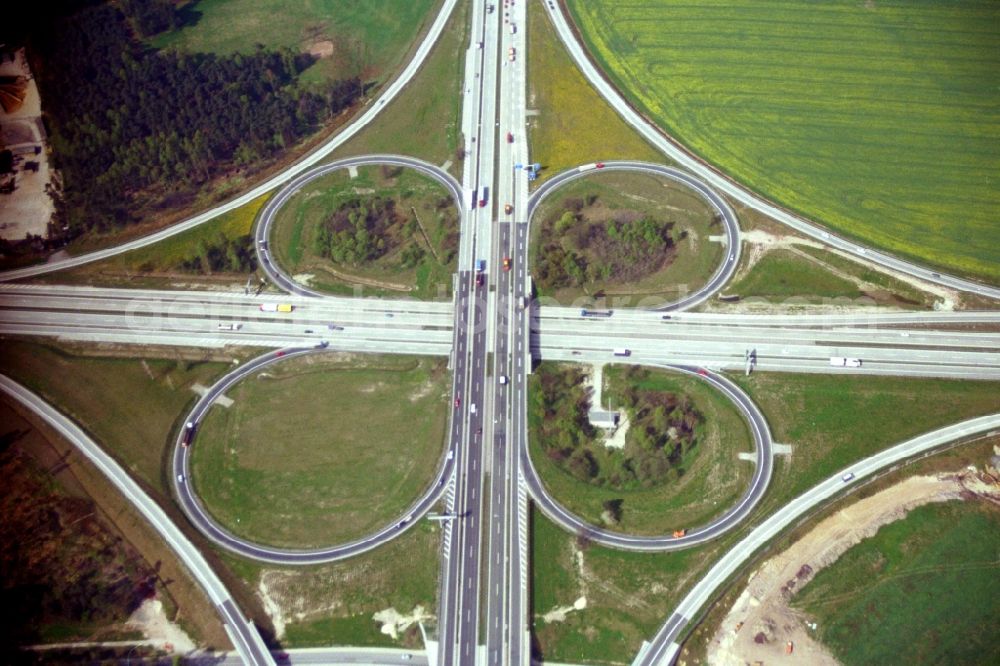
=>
[793,500,1000,665]
[724,247,935,309]
[733,372,1000,511]
[328,0,468,175]
[191,354,449,548]
[221,518,440,649]
[526,0,662,183]
[270,165,458,299]
[0,397,231,655]
[528,364,752,535]
[530,172,722,307]
[565,0,1000,282]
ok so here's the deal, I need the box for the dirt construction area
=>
[702,463,1000,665]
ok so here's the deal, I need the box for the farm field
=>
[154,0,440,88]
[191,354,449,548]
[565,0,1000,282]
[793,500,1000,665]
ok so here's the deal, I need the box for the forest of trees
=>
[535,196,677,291]
[29,1,366,240]
[313,196,400,266]
[533,365,702,489]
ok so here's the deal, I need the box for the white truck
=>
[830,357,862,367]
[613,348,631,357]
[217,323,242,331]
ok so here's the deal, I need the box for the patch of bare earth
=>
[700,464,1000,666]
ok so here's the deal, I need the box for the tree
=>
[602,498,624,524]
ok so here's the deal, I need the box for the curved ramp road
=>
[527,161,740,311]
[0,376,275,666]
[254,156,464,297]
[635,412,1000,666]
[173,347,455,565]
[521,365,773,551]
[0,0,460,284]
[541,3,1000,301]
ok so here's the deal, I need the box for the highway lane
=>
[541,2,1000,302]
[172,347,456,565]
[253,156,464,298]
[0,0,461,284]
[635,412,1000,665]
[521,366,773,552]
[0,376,275,666]
[527,161,740,312]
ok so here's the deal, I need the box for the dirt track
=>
[703,467,998,665]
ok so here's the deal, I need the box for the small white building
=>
[588,410,620,430]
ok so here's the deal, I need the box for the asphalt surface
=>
[542,1,1000,303]
[0,376,275,666]
[521,365,773,551]
[254,156,463,298]
[636,412,1000,665]
[527,161,741,311]
[171,347,456,565]
[0,0,461,284]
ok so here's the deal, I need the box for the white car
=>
[177,474,185,483]
[499,375,508,385]
[841,472,855,482]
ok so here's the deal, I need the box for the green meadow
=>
[566,0,1000,282]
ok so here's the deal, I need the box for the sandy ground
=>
[0,48,54,240]
[126,598,197,653]
[702,464,1000,666]
[372,605,433,640]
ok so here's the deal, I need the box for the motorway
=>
[541,1,1000,303]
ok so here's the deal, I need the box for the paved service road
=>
[172,347,455,565]
[0,376,275,666]
[521,365,773,551]
[634,412,1000,665]
[0,0,461,284]
[542,2,1000,302]
[527,161,741,311]
[254,156,464,298]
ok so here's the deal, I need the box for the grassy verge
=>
[0,340,253,498]
[793,500,1000,665]
[0,398,231,650]
[529,172,723,307]
[191,354,449,548]
[731,372,1000,512]
[36,195,270,289]
[154,0,439,89]
[218,519,441,649]
[529,364,752,536]
[270,165,458,299]
[328,0,468,175]
[725,247,934,309]
[565,0,1000,282]
[526,0,663,184]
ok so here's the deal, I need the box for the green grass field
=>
[726,247,934,309]
[733,372,1000,512]
[329,0,467,174]
[153,0,439,88]
[530,172,723,306]
[0,341,242,497]
[270,165,458,299]
[566,0,1000,282]
[528,364,752,536]
[526,0,663,183]
[793,500,1000,665]
[191,354,449,548]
